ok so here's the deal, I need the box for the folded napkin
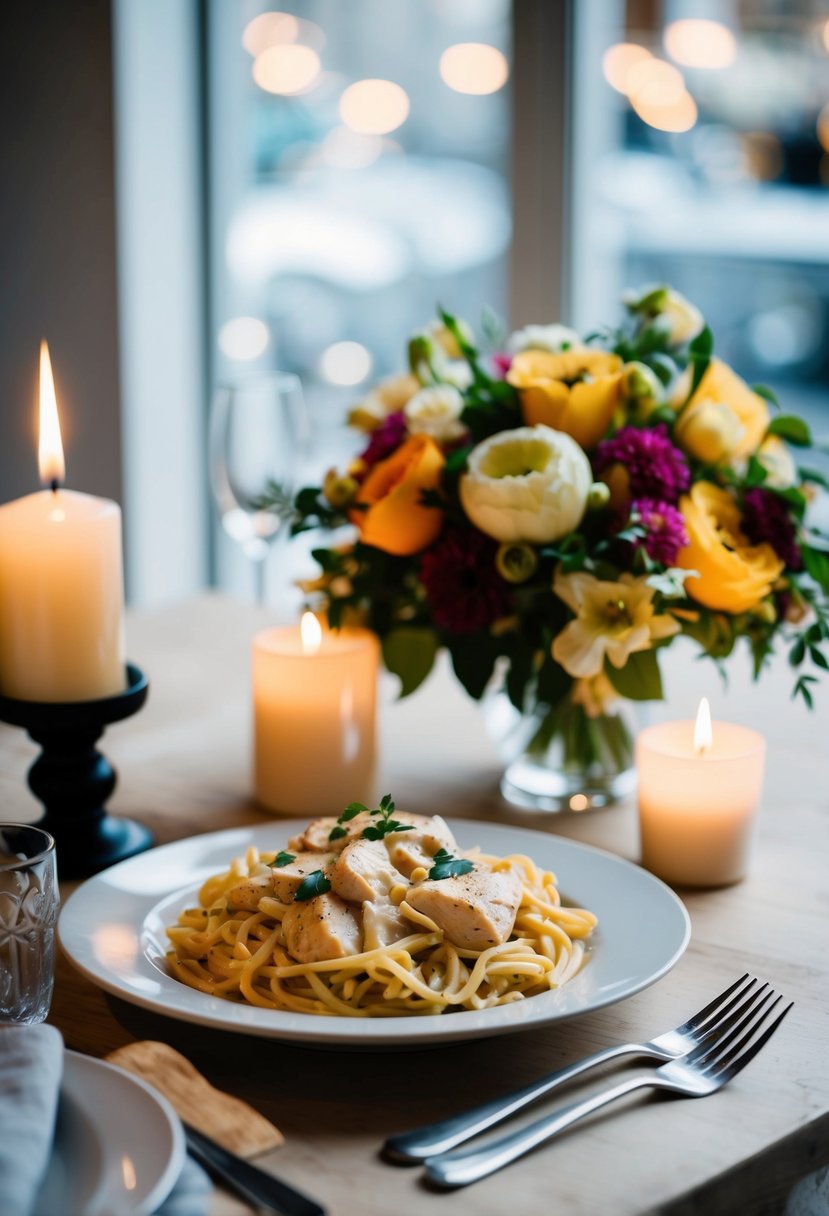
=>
[0,1025,211,1216]
[0,1024,63,1216]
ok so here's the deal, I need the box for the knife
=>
[184,1123,327,1216]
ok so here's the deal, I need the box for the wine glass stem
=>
[253,555,267,606]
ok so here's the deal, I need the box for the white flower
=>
[552,570,679,680]
[440,360,473,391]
[507,323,583,355]
[660,290,705,346]
[348,373,420,431]
[405,385,466,444]
[756,435,797,490]
[459,425,592,544]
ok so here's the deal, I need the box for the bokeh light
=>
[339,79,410,135]
[626,59,685,107]
[664,19,737,70]
[439,43,509,95]
[253,44,321,95]
[602,43,652,94]
[631,89,698,133]
[242,12,298,56]
[319,341,373,385]
[218,317,269,361]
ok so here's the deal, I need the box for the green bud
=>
[323,468,359,509]
[587,481,611,509]
[623,285,668,316]
[495,542,539,584]
[408,333,436,384]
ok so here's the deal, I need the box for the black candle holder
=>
[0,664,154,878]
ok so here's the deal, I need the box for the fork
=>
[425,987,792,1189]
[384,972,758,1163]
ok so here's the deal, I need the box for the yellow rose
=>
[352,435,445,555]
[676,482,783,614]
[674,359,769,463]
[507,350,623,450]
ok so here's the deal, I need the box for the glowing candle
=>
[252,613,379,816]
[0,342,126,702]
[636,698,765,887]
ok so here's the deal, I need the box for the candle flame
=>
[694,696,713,754]
[38,340,65,488]
[300,611,323,654]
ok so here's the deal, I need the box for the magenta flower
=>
[359,411,408,469]
[742,488,802,570]
[629,499,689,566]
[595,424,690,503]
[490,352,513,379]
[420,529,513,634]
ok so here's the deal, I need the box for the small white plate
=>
[59,820,690,1048]
[33,1051,184,1216]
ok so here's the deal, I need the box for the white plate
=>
[58,820,690,1048]
[33,1051,184,1216]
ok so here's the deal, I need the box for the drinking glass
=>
[0,824,59,1024]
[209,373,309,604]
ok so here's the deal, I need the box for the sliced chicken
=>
[287,815,371,853]
[386,814,458,879]
[405,864,522,951]
[362,900,413,950]
[281,891,362,963]
[289,810,449,859]
[330,837,407,904]
[227,851,335,910]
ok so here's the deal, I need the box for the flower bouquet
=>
[277,286,829,810]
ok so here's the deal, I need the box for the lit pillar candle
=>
[636,698,765,887]
[0,342,126,702]
[253,613,379,816]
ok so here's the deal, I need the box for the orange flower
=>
[676,482,783,614]
[507,349,624,450]
[352,435,445,555]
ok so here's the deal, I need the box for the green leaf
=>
[752,384,780,410]
[646,405,678,428]
[744,456,768,488]
[446,633,500,700]
[328,826,348,842]
[604,649,664,701]
[535,655,572,706]
[768,415,811,446]
[382,627,439,698]
[340,802,369,821]
[361,819,415,841]
[428,848,475,881]
[294,871,332,901]
[686,325,713,400]
[799,466,829,490]
[273,851,296,867]
[803,547,829,590]
[792,674,817,709]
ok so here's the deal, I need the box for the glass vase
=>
[484,686,638,813]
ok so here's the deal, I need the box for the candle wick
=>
[49,478,59,494]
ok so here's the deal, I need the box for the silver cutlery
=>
[184,1123,327,1216]
[424,986,791,1188]
[384,972,759,1163]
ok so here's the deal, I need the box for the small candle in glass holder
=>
[636,698,765,887]
[252,613,379,817]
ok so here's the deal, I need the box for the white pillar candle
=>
[636,698,765,887]
[253,613,379,816]
[0,343,126,703]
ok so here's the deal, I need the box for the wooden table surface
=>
[1,594,827,1216]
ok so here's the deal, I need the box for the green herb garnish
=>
[294,870,332,901]
[273,851,296,867]
[329,793,416,843]
[428,848,474,881]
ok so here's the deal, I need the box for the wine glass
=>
[209,373,309,604]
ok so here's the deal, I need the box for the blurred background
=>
[1,0,827,607]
